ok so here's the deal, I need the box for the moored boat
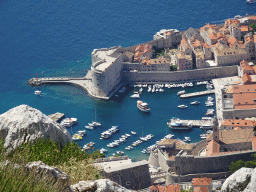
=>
[167,119,192,130]
[177,90,185,96]
[178,104,187,109]
[137,100,150,112]
[34,90,41,95]
[130,93,140,99]
[190,101,200,105]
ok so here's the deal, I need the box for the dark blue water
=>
[0,0,255,160]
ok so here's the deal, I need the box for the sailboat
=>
[88,108,101,127]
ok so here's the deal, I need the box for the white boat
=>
[85,125,94,130]
[190,101,200,105]
[178,105,187,109]
[177,90,185,96]
[247,0,254,3]
[206,109,214,116]
[78,130,86,135]
[207,96,213,102]
[121,135,128,139]
[140,137,148,141]
[60,118,78,127]
[125,133,131,137]
[167,119,192,130]
[125,146,133,150]
[131,131,137,135]
[72,137,80,141]
[130,94,140,99]
[165,134,174,139]
[200,124,213,129]
[137,100,150,112]
[99,148,108,154]
[119,138,126,142]
[159,88,164,92]
[148,87,152,92]
[205,102,214,107]
[202,117,213,120]
[116,151,124,155]
[107,143,115,148]
[34,90,41,95]
[183,137,191,142]
[139,88,143,93]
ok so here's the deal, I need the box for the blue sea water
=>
[0,0,255,160]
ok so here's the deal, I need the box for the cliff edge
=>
[0,104,72,152]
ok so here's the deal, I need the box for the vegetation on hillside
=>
[152,46,165,58]
[0,139,105,191]
[229,154,256,173]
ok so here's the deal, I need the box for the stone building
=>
[91,47,123,97]
[141,57,170,72]
[149,184,181,192]
[191,177,212,192]
[153,29,182,48]
[220,118,256,130]
[175,50,193,71]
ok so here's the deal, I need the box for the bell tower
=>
[212,116,219,142]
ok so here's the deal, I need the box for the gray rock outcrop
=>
[70,179,133,192]
[0,104,72,152]
[25,161,70,188]
[221,167,255,192]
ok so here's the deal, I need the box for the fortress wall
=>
[166,171,230,184]
[223,108,256,119]
[175,150,256,176]
[122,65,238,83]
[122,62,140,71]
[148,152,160,167]
[158,149,176,172]
[104,161,151,190]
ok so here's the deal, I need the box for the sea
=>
[0,0,255,161]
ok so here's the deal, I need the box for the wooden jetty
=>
[180,90,215,98]
[168,119,213,128]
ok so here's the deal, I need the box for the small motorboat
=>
[190,101,200,105]
[131,131,137,135]
[125,146,133,150]
[99,148,108,154]
[116,151,124,155]
[183,137,191,142]
[130,94,140,99]
[85,125,94,130]
[178,105,188,109]
[34,90,41,95]
[177,90,185,96]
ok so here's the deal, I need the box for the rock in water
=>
[221,167,253,192]
[0,104,72,152]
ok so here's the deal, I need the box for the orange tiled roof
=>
[149,184,181,192]
[192,178,212,186]
[194,187,209,192]
[141,59,151,65]
[206,139,219,156]
[221,119,256,127]
[201,23,218,32]
[208,32,217,40]
[180,38,188,46]
[135,44,144,52]
[227,36,238,47]
[248,16,256,20]
[241,25,250,32]
[166,31,171,36]
[233,84,256,109]
[252,136,256,150]
[225,18,240,26]
[219,128,254,144]
[242,73,252,84]
[134,51,143,58]
[217,32,226,39]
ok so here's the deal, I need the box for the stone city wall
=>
[223,108,256,119]
[148,152,160,167]
[191,140,207,156]
[175,150,256,176]
[166,171,230,184]
[122,65,238,83]
[158,149,175,172]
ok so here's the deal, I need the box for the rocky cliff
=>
[0,104,72,152]
[221,167,256,192]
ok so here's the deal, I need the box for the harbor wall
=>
[175,150,256,176]
[122,65,238,83]
[223,108,256,119]
[191,140,207,156]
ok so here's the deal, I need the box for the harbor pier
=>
[169,119,213,128]
[180,90,215,98]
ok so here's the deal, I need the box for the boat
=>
[99,148,108,154]
[125,146,133,150]
[183,137,191,142]
[165,134,174,139]
[34,90,41,95]
[190,101,200,105]
[140,136,149,141]
[85,125,94,130]
[202,117,213,120]
[72,134,82,140]
[247,0,254,3]
[130,94,140,99]
[200,124,213,129]
[206,109,214,116]
[60,118,78,127]
[205,102,214,107]
[177,90,185,96]
[78,130,86,135]
[207,96,213,102]
[234,15,242,19]
[142,149,151,154]
[119,137,126,142]
[125,133,131,137]
[116,151,124,155]
[131,131,137,135]
[167,119,192,130]
[115,94,119,97]
[178,105,187,109]
[137,100,150,112]
[139,88,143,93]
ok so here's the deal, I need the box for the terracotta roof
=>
[241,25,250,32]
[166,31,171,36]
[225,18,240,26]
[192,178,212,186]
[217,32,226,39]
[248,16,256,20]
[201,23,218,32]
[141,59,151,66]
[234,127,242,130]
[233,84,256,109]
[150,58,169,65]
[158,139,176,146]
[242,73,252,84]
[206,139,220,156]
[135,45,144,52]
[208,32,217,40]
[227,36,238,47]
[194,187,209,192]
[149,184,181,192]
[221,119,256,127]
[219,128,254,144]
[180,38,188,46]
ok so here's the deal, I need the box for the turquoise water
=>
[0,0,255,160]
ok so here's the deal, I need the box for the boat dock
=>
[48,112,65,123]
[180,90,215,98]
[169,119,213,128]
